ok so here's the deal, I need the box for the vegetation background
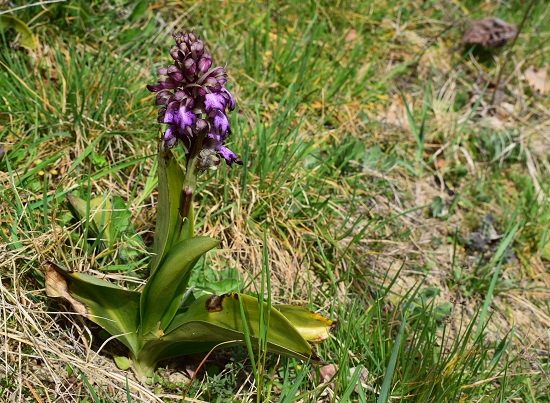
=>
[1,0,549,401]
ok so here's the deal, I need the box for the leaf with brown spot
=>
[160,293,320,361]
[44,263,87,316]
[43,261,141,355]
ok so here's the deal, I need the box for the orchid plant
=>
[45,31,333,380]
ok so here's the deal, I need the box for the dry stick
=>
[489,0,538,109]
[181,341,240,401]
[23,378,44,403]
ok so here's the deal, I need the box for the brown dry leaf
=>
[44,262,87,316]
[350,366,371,393]
[461,17,516,47]
[315,364,372,393]
[318,363,337,383]
[311,363,337,398]
[524,65,550,95]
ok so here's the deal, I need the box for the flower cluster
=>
[147,32,241,168]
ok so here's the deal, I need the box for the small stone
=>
[168,371,190,385]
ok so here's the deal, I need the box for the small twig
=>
[23,378,44,403]
[181,341,239,401]
[489,0,537,108]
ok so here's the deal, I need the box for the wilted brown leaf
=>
[318,363,337,383]
[351,366,371,393]
[315,364,372,393]
[461,17,516,47]
[44,261,87,316]
[524,65,549,95]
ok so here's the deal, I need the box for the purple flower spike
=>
[148,31,241,168]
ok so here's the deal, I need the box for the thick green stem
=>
[130,341,184,381]
[174,133,205,240]
[129,351,158,381]
[180,156,198,220]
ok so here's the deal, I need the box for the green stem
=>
[174,134,205,240]
[129,351,158,381]
[180,156,198,220]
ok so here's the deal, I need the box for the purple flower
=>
[148,31,241,167]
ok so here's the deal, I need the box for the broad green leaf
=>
[136,340,222,365]
[140,236,220,335]
[274,305,334,343]
[189,265,242,295]
[0,16,37,50]
[161,293,318,361]
[44,261,141,355]
[130,339,232,379]
[150,148,185,273]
